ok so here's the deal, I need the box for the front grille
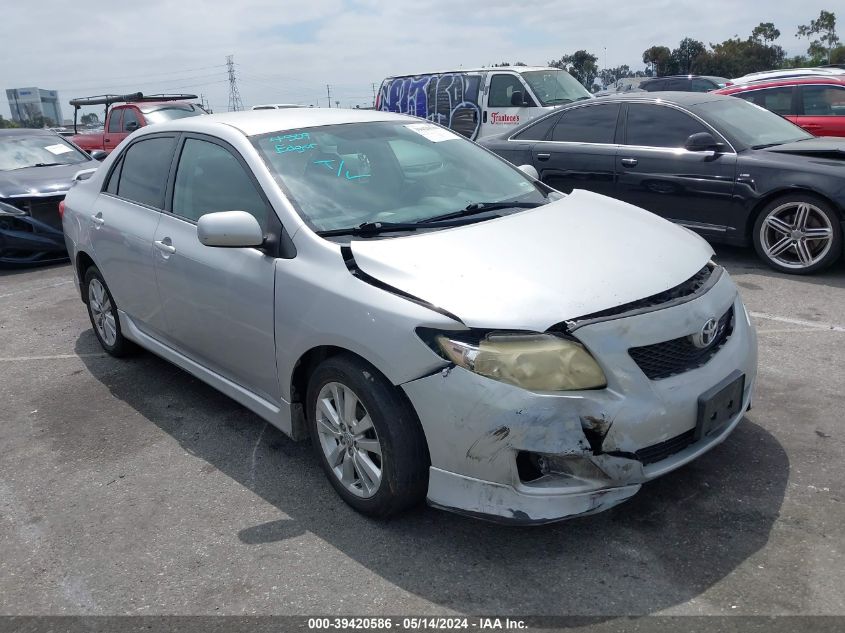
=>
[9,197,64,232]
[636,429,696,465]
[629,306,734,380]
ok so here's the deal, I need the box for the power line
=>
[227,55,244,112]
[48,66,228,92]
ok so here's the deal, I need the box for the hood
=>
[349,189,714,331]
[0,161,99,198]
[763,137,845,159]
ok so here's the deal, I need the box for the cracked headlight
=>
[434,332,606,391]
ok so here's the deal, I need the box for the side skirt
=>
[118,310,294,438]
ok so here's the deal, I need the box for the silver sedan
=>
[62,108,757,524]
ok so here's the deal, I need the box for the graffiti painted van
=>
[376,67,591,141]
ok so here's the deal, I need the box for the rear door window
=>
[751,87,795,115]
[115,136,176,208]
[625,103,708,148]
[550,104,621,144]
[512,113,560,141]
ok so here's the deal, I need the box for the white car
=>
[729,67,845,85]
[62,108,758,524]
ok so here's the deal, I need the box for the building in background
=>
[5,88,63,126]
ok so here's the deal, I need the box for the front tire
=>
[753,194,842,274]
[83,266,134,357]
[306,354,429,518]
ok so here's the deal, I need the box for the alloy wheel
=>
[89,278,117,346]
[315,381,383,498]
[759,201,833,270]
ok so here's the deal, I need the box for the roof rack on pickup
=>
[69,92,199,132]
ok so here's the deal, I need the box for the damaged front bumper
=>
[402,271,757,524]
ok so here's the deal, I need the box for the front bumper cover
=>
[402,270,758,524]
[0,215,68,266]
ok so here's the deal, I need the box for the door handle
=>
[482,111,487,123]
[536,152,551,161]
[91,212,105,226]
[620,158,638,167]
[154,239,176,254]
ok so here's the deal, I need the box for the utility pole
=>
[226,55,244,112]
[326,84,332,108]
[371,83,377,107]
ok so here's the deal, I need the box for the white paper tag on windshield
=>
[404,123,459,142]
[44,144,73,155]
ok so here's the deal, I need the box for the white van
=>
[376,66,591,140]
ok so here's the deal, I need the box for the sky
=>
[0,0,836,122]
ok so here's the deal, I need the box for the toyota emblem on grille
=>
[690,317,719,349]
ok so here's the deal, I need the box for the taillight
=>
[58,200,66,218]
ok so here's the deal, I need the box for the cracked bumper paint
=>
[402,271,758,524]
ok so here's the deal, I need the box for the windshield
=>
[141,104,206,124]
[0,135,90,171]
[521,70,592,106]
[695,99,813,148]
[252,121,548,233]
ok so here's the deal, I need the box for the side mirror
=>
[684,132,725,153]
[89,150,107,161]
[510,90,528,107]
[518,164,539,180]
[125,121,140,132]
[197,210,264,248]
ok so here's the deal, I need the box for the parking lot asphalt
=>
[1,245,843,618]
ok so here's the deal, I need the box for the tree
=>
[696,37,785,78]
[669,38,707,74]
[490,61,527,67]
[598,65,634,88]
[751,22,781,45]
[797,10,840,63]
[642,46,671,76]
[0,115,19,129]
[80,113,100,126]
[549,50,599,88]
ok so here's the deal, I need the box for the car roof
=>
[141,107,412,137]
[383,66,556,79]
[592,91,730,106]
[717,76,845,92]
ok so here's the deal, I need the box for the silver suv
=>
[62,109,758,524]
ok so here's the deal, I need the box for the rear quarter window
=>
[114,137,176,208]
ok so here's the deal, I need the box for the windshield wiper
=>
[317,216,494,238]
[751,143,784,150]
[420,200,544,223]
[9,162,65,171]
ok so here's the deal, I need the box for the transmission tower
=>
[226,55,244,112]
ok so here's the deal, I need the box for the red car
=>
[715,77,845,137]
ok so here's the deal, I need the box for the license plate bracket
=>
[696,370,745,441]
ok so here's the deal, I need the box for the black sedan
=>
[480,92,845,274]
[0,129,100,266]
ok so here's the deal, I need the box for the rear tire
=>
[83,266,135,357]
[307,354,429,518]
[752,194,841,274]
